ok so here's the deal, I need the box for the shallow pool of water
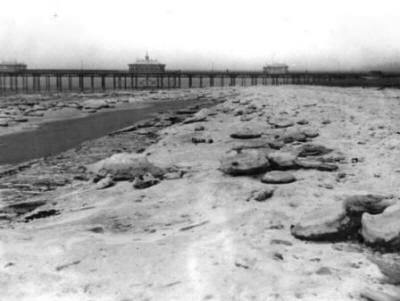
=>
[0,99,205,165]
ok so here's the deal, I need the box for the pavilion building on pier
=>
[128,53,166,73]
[263,63,289,74]
[0,62,27,72]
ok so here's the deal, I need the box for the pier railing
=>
[0,69,399,94]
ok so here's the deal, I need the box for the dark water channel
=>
[0,99,206,165]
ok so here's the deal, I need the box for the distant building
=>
[128,53,165,73]
[369,70,384,76]
[0,62,27,72]
[263,64,289,74]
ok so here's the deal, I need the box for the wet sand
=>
[0,97,216,165]
[0,89,213,137]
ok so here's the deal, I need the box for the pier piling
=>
[79,75,84,91]
[0,69,392,94]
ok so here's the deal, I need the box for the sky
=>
[1,0,400,71]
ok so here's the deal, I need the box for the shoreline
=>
[0,87,227,138]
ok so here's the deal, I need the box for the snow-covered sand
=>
[1,86,400,300]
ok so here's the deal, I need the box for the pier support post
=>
[46,76,50,91]
[36,76,41,91]
[173,76,176,89]
[188,75,192,88]
[4,75,8,92]
[68,76,73,90]
[79,75,84,91]
[1,75,5,93]
[113,76,116,90]
[199,76,203,88]
[56,75,62,91]
[101,76,105,90]
[210,76,214,87]
[118,76,122,90]
[130,75,133,89]
[124,76,127,89]
[90,76,94,91]
[4,75,7,92]
[10,75,14,91]
[230,76,236,86]
[21,75,26,92]
[13,75,18,91]
[11,75,15,91]
[8,75,12,92]
[135,76,138,89]
[11,75,14,92]
[14,75,18,92]
[221,76,224,87]
[160,75,163,89]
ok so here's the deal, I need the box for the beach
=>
[0,85,400,300]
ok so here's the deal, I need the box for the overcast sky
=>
[1,0,400,71]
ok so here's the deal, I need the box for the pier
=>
[0,69,399,94]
